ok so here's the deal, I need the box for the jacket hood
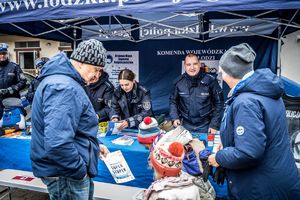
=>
[38,53,84,85]
[88,72,109,90]
[236,68,284,99]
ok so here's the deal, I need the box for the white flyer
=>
[111,135,135,146]
[103,150,135,183]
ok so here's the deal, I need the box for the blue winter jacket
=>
[30,53,100,180]
[216,68,300,200]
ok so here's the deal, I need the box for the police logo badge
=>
[142,101,151,110]
[236,126,244,136]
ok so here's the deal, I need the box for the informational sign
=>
[104,51,139,87]
[103,150,135,183]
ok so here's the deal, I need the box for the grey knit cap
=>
[71,39,107,67]
[219,43,256,79]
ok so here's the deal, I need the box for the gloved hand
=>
[202,160,213,182]
[213,166,226,185]
[0,89,8,97]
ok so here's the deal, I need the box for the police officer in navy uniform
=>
[170,53,224,133]
[0,43,27,119]
[110,69,153,130]
[86,70,114,122]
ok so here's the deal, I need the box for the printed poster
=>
[105,51,139,87]
[103,150,135,183]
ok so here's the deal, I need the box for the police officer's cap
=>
[0,43,8,53]
[35,57,49,69]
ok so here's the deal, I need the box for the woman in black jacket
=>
[110,69,153,130]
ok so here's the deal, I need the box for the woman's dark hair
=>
[118,69,135,81]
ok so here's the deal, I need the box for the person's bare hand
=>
[208,128,218,134]
[173,119,181,127]
[208,154,219,167]
[117,120,128,130]
[99,144,109,160]
[217,143,223,151]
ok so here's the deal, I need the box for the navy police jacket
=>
[26,77,41,104]
[110,82,153,128]
[86,72,114,122]
[170,72,224,132]
[30,53,100,180]
[216,68,300,200]
[0,60,27,99]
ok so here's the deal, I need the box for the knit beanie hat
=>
[0,43,8,53]
[138,116,161,144]
[219,43,256,79]
[70,39,107,67]
[150,142,184,177]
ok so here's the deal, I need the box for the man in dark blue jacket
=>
[0,43,27,119]
[170,53,224,133]
[86,71,114,122]
[208,43,300,199]
[30,39,109,200]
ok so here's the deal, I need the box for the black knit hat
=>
[71,39,107,67]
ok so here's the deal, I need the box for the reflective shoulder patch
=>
[142,101,151,111]
[105,81,114,89]
[139,85,148,93]
[236,126,245,136]
[20,73,26,80]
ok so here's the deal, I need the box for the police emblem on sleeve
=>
[236,126,244,136]
[142,101,151,110]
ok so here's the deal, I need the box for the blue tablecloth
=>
[0,133,228,197]
[0,135,153,188]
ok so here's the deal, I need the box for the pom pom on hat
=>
[150,142,185,177]
[138,116,160,144]
[144,116,152,125]
[169,142,184,157]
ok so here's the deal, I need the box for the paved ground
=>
[0,186,49,200]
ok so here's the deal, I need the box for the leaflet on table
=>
[103,150,135,183]
[106,121,122,136]
[111,135,134,146]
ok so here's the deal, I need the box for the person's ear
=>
[78,62,84,69]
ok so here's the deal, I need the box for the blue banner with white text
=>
[1,0,300,24]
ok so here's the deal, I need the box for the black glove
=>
[0,89,8,97]
[213,166,226,185]
[202,160,213,182]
